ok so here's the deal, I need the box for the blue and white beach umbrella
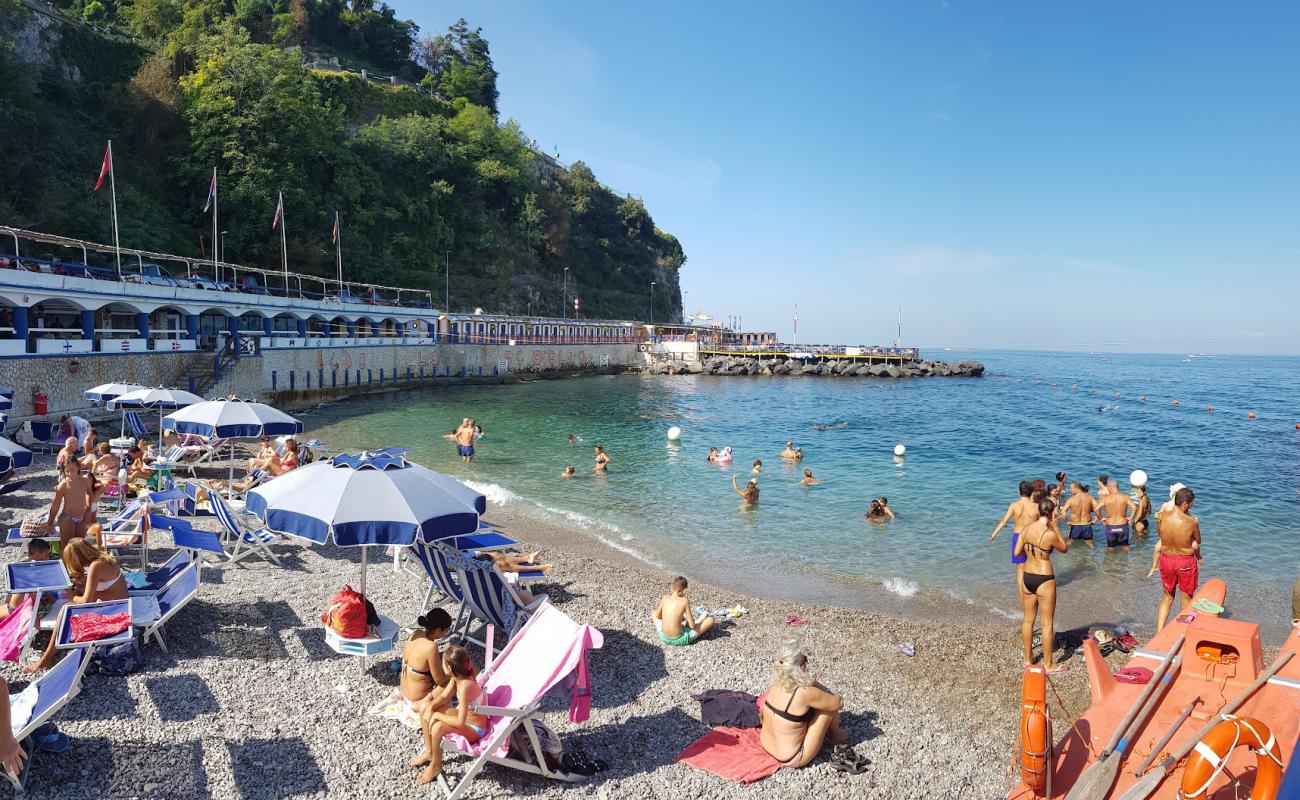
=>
[83,383,146,404]
[0,384,15,412]
[245,450,485,592]
[162,399,302,439]
[108,387,203,410]
[0,436,33,473]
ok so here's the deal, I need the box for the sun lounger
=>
[181,437,229,475]
[153,515,226,570]
[52,598,133,650]
[123,411,149,439]
[133,562,198,652]
[26,421,60,454]
[126,549,192,594]
[4,648,92,792]
[5,528,59,546]
[409,543,468,637]
[441,544,547,646]
[209,492,281,566]
[98,499,149,568]
[179,481,212,517]
[432,601,603,800]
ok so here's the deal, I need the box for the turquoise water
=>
[305,350,1300,638]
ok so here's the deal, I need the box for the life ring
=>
[1178,715,1283,800]
[1019,666,1051,791]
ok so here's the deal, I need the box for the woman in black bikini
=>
[758,646,848,768]
[1013,497,1069,672]
[400,609,452,703]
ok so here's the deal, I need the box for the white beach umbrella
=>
[83,383,146,404]
[245,450,485,593]
[0,436,33,473]
[108,387,205,437]
[0,384,12,412]
[162,399,303,486]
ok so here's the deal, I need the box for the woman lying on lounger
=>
[758,645,851,769]
[25,539,127,673]
[401,609,452,703]
[474,550,552,575]
[411,645,489,785]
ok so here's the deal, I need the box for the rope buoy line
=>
[998,375,1289,429]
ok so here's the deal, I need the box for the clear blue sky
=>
[409,2,1300,354]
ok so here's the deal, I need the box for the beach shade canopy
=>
[162,399,302,439]
[107,387,203,410]
[0,384,12,412]
[83,383,146,404]
[245,449,485,547]
[0,437,33,472]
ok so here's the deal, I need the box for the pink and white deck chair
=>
[433,600,603,800]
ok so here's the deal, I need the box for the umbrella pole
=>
[359,546,368,596]
[228,441,235,493]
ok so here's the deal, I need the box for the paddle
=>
[1134,699,1199,777]
[1063,635,1184,800]
[1114,649,1295,800]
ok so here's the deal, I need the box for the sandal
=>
[830,744,869,774]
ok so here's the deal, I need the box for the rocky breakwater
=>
[646,356,985,378]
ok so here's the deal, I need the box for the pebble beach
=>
[0,450,1112,800]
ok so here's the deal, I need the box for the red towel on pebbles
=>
[677,726,781,784]
[70,611,131,642]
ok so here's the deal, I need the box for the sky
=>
[409,1,1300,354]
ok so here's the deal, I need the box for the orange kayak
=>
[1008,579,1300,799]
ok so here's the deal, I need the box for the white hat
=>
[1169,482,1187,500]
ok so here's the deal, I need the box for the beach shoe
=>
[895,643,915,657]
[1115,633,1138,653]
[829,744,869,774]
[32,723,69,754]
[1191,599,1225,614]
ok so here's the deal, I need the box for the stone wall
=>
[0,351,210,418]
[0,342,640,423]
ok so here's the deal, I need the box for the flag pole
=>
[108,140,121,277]
[335,210,343,294]
[279,191,288,280]
[211,166,219,284]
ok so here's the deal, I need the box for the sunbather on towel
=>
[0,539,51,621]
[411,645,490,785]
[652,576,715,646]
[26,539,127,673]
[759,645,847,768]
[474,551,553,575]
[401,609,452,703]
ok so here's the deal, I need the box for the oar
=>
[1134,699,1199,777]
[1063,635,1185,800]
[1115,649,1295,800]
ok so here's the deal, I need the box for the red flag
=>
[271,192,284,230]
[331,213,338,244]
[93,144,111,191]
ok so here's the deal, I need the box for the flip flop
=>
[1045,664,1069,675]
[1191,599,1224,614]
[786,616,811,626]
[895,643,915,657]
[830,744,870,774]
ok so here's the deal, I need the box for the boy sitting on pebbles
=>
[652,576,715,647]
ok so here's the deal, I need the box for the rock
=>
[885,365,901,378]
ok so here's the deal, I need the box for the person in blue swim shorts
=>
[990,481,1039,573]
[1097,481,1136,550]
[1059,481,1097,549]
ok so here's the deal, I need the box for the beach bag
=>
[321,585,372,639]
[509,719,562,766]
[89,639,143,676]
[19,513,52,538]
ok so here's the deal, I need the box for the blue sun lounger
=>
[126,550,192,595]
[134,562,199,652]
[209,492,281,566]
[4,648,92,792]
[151,515,226,570]
[441,544,547,647]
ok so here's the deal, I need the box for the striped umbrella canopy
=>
[83,383,146,404]
[107,387,203,410]
[0,436,33,473]
[0,384,14,412]
[246,450,485,592]
[162,399,302,439]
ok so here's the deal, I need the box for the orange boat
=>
[1008,579,1300,800]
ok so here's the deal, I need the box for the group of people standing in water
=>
[990,472,1203,672]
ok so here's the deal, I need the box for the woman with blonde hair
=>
[758,644,858,770]
[25,539,128,673]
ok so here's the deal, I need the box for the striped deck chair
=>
[440,544,546,647]
[409,543,468,636]
[209,492,281,566]
[182,437,229,476]
[123,410,149,438]
[5,648,92,792]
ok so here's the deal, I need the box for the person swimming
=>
[560,465,575,478]
[800,469,818,485]
[707,447,719,463]
[752,459,763,474]
[732,474,759,506]
[813,421,849,431]
[780,441,797,459]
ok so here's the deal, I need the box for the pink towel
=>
[569,643,592,723]
[0,596,34,663]
[677,726,782,784]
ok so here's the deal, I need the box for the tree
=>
[416,18,498,113]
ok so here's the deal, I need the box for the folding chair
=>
[440,544,546,647]
[156,516,227,572]
[409,542,468,636]
[432,602,603,800]
[133,563,198,652]
[209,492,281,566]
[4,648,92,792]
[27,422,60,454]
[123,411,149,439]
[126,549,192,594]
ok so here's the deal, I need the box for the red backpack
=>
[321,586,370,639]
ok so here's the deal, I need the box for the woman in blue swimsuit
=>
[411,645,490,785]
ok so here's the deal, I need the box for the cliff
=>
[0,0,684,321]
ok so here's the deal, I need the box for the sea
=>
[303,350,1300,640]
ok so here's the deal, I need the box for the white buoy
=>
[666,426,682,441]
[894,444,906,457]
[1130,469,1148,488]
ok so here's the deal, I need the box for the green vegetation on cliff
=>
[0,0,684,320]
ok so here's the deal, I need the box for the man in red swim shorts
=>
[1147,487,1202,631]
